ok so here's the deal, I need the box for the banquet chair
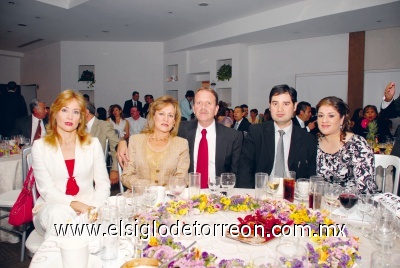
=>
[374,154,400,195]
[118,163,125,193]
[0,147,33,261]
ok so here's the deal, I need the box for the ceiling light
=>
[18,24,27,26]
[8,2,15,4]
[168,11,173,14]
[376,20,382,22]
[198,3,208,6]
[102,30,109,33]
[36,16,41,19]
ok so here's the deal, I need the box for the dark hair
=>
[83,94,90,100]
[7,81,17,91]
[132,91,139,96]
[85,101,96,115]
[311,107,316,116]
[148,94,154,99]
[351,108,363,121]
[217,106,228,117]
[296,101,311,115]
[363,105,378,116]
[194,87,219,105]
[250,109,258,116]
[316,96,350,143]
[234,106,244,112]
[240,104,248,109]
[96,107,107,120]
[269,84,297,104]
[109,104,124,122]
[185,90,195,98]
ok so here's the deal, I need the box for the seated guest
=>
[350,108,363,129]
[249,109,261,124]
[126,106,147,135]
[121,96,189,188]
[292,101,317,133]
[316,96,377,193]
[352,105,392,142]
[263,108,272,121]
[11,99,48,144]
[232,106,251,134]
[107,104,129,140]
[237,85,317,188]
[32,90,110,239]
[85,101,120,184]
[96,107,107,120]
[217,106,233,127]
[142,94,154,118]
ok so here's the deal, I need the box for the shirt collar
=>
[273,121,293,135]
[197,120,216,134]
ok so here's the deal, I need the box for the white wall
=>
[61,41,164,110]
[0,54,21,84]
[248,34,349,111]
[21,43,61,104]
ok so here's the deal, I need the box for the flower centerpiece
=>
[78,70,95,88]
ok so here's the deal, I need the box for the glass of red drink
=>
[283,171,296,202]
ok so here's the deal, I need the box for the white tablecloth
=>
[0,154,23,243]
[29,188,388,267]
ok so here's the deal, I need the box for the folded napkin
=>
[332,207,366,222]
[372,192,400,218]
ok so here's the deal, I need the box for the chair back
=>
[118,163,124,194]
[104,139,109,162]
[374,154,400,195]
[22,147,38,204]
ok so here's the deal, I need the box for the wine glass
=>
[221,173,236,196]
[168,176,187,197]
[208,176,221,193]
[358,194,373,231]
[267,174,280,196]
[324,183,341,215]
[378,142,387,154]
[374,210,396,252]
[338,185,358,227]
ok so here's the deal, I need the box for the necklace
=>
[149,134,170,141]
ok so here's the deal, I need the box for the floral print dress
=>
[317,134,377,194]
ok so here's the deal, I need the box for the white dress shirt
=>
[126,117,147,135]
[381,96,393,109]
[31,115,46,142]
[86,116,95,133]
[296,116,310,132]
[194,121,216,179]
[270,122,292,176]
[234,119,243,130]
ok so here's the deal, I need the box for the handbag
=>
[8,167,37,226]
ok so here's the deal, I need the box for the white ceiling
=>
[1,0,400,54]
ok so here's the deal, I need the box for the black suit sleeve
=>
[237,127,257,188]
[229,130,243,175]
[380,97,400,119]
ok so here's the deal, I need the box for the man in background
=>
[292,101,317,133]
[141,94,153,118]
[123,91,142,118]
[180,90,194,121]
[232,106,251,135]
[11,99,47,143]
[126,106,147,136]
[0,81,28,136]
[85,101,120,184]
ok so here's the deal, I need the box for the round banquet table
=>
[0,154,23,243]
[29,188,392,267]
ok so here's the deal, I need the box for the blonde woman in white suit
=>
[32,90,110,239]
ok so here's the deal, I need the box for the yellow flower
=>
[198,202,206,211]
[148,236,158,247]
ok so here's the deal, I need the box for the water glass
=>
[324,183,341,214]
[131,180,149,197]
[221,173,236,196]
[374,211,396,251]
[309,175,324,208]
[313,181,327,210]
[99,206,118,260]
[255,172,268,199]
[295,178,310,202]
[370,250,400,267]
[275,242,308,267]
[283,171,296,202]
[143,186,158,207]
[267,174,280,196]
[188,172,201,197]
[169,176,187,196]
[208,176,221,193]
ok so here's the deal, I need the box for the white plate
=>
[50,254,102,268]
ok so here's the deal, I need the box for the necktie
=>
[188,99,192,109]
[33,120,42,142]
[196,129,208,188]
[234,122,239,130]
[134,101,137,107]
[273,130,285,177]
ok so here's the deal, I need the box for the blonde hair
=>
[44,89,91,148]
[141,95,181,137]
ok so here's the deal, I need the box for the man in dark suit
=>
[380,82,400,156]
[178,87,243,187]
[11,99,47,142]
[292,101,317,133]
[232,106,251,135]
[123,91,142,118]
[141,94,153,118]
[1,81,28,136]
[237,85,317,188]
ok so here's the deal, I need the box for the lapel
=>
[215,123,227,174]
[264,122,276,170]
[53,140,70,181]
[288,125,302,168]
[74,138,86,179]
[186,121,197,172]
[90,118,99,136]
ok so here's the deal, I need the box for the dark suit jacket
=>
[232,117,251,133]
[1,92,28,136]
[11,115,48,138]
[380,99,400,156]
[123,99,143,118]
[142,103,150,118]
[237,121,317,188]
[178,120,243,176]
